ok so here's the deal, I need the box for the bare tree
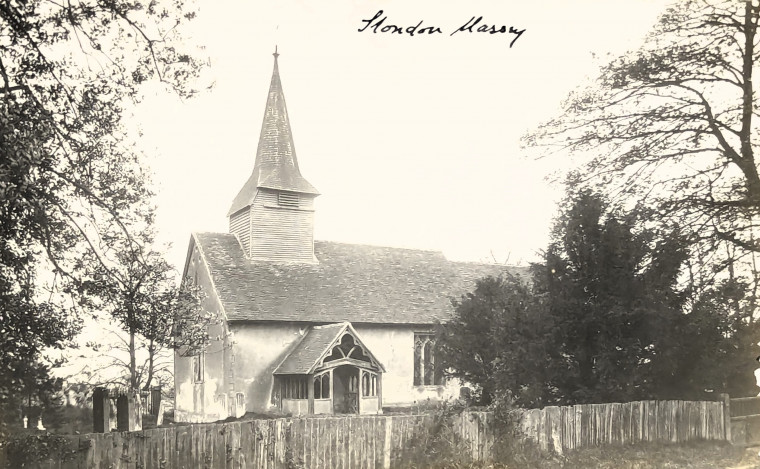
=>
[524,1,760,291]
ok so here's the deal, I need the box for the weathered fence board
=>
[2,399,730,468]
[729,396,760,446]
[731,396,760,417]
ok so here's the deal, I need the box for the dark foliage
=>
[439,191,760,407]
[522,0,760,403]
[534,191,689,404]
[437,274,552,407]
[667,280,760,398]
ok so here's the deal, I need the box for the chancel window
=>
[314,373,331,399]
[414,334,443,386]
[282,376,308,399]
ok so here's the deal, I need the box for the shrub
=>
[1,431,86,468]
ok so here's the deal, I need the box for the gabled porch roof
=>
[273,322,385,375]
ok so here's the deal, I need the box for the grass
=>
[401,441,752,469]
[539,441,748,469]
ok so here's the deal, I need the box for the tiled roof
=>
[228,53,318,216]
[193,232,530,325]
[273,323,346,375]
[273,322,385,375]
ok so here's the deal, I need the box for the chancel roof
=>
[191,232,530,324]
[228,51,318,217]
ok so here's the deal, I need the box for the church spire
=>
[228,49,319,217]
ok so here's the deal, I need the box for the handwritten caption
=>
[358,10,526,48]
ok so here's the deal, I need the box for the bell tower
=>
[227,49,320,263]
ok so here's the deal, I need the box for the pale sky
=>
[131,0,670,273]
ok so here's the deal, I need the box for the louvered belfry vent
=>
[226,49,319,263]
[278,191,299,208]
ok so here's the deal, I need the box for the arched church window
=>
[361,371,377,397]
[313,373,331,399]
[414,333,443,386]
[424,340,435,385]
[322,374,330,398]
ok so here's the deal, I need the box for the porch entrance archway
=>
[273,322,385,416]
[332,365,358,414]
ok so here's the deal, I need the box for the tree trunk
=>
[143,339,155,391]
[740,1,760,202]
[129,317,137,390]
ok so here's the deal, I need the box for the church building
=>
[174,50,526,422]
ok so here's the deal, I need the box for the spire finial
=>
[273,45,279,59]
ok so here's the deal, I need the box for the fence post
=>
[720,393,732,443]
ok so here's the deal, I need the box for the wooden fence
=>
[729,396,760,446]
[518,399,726,454]
[1,399,729,468]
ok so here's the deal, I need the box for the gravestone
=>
[150,386,162,416]
[92,387,110,433]
[116,390,142,431]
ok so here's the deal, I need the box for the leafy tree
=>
[441,191,760,406]
[437,274,553,407]
[535,191,689,404]
[524,0,760,283]
[524,0,760,399]
[1,358,65,434]
[0,99,78,433]
[439,192,697,407]
[54,207,216,392]
[78,247,213,391]
[666,279,760,398]
[0,0,202,427]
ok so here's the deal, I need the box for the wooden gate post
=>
[92,387,110,433]
[720,393,732,443]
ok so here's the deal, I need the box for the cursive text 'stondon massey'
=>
[358,10,526,47]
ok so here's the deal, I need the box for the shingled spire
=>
[228,48,319,217]
[228,49,319,263]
